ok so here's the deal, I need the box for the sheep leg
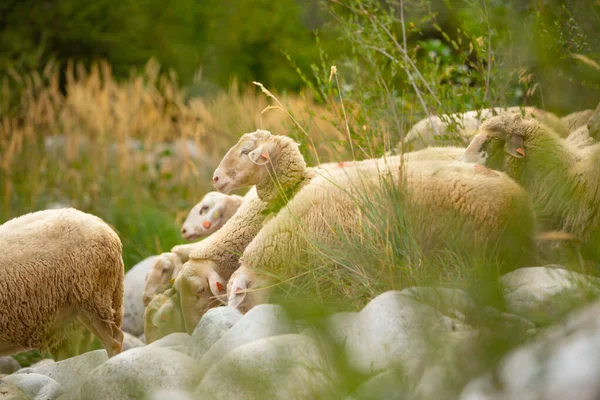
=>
[76,310,123,357]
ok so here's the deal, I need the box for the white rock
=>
[195,334,337,400]
[123,256,158,336]
[501,266,600,324]
[197,304,294,374]
[147,332,191,355]
[14,350,107,393]
[0,356,21,374]
[187,306,243,361]
[344,291,460,376]
[79,347,201,400]
[324,312,358,346]
[459,296,600,400]
[4,373,65,400]
[122,331,146,351]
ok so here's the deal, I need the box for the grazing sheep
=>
[400,107,567,151]
[226,266,270,314]
[213,132,536,309]
[142,252,184,307]
[174,187,269,333]
[123,256,159,336]
[0,208,124,357]
[460,113,600,262]
[143,289,185,344]
[181,192,244,241]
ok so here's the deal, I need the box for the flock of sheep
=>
[1,102,599,359]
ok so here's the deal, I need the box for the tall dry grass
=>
[0,58,346,267]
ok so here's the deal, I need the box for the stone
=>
[3,373,65,400]
[14,350,107,393]
[122,332,146,351]
[195,334,337,400]
[188,306,242,361]
[196,305,294,375]
[0,357,21,375]
[79,347,201,400]
[501,266,600,325]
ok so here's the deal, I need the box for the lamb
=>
[214,132,536,310]
[400,106,567,151]
[141,192,243,308]
[180,192,244,241]
[460,113,600,263]
[142,252,184,307]
[0,208,124,357]
[226,265,270,314]
[143,288,185,344]
[173,186,269,333]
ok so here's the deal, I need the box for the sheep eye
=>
[241,149,250,155]
[200,206,208,215]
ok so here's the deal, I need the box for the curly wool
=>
[561,109,595,132]
[475,115,600,261]
[241,153,536,279]
[0,208,124,355]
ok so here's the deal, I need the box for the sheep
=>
[180,192,244,241]
[142,252,184,307]
[143,289,185,344]
[173,186,270,333]
[319,146,466,173]
[400,106,568,151]
[460,113,600,263]
[226,265,270,314]
[0,208,124,357]
[213,132,536,310]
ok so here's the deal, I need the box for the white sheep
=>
[173,186,270,333]
[0,208,125,357]
[226,265,270,314]
[401,106,567,151]
[460,113,600,263]
[213,131,536,309]
[143,288,185,344]
[180,192,244,241]
[140,192,243,309]
[142,252,184,307]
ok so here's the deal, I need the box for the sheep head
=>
[212,129,280,193]
[142,253,182,306]
[460,113,536,170]
[174,259,227,333]
[181,192,242,240]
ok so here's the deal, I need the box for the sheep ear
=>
[228,278,248,309]
[249,142,275,164]
[208,270,226,297]
[505,135,525,158]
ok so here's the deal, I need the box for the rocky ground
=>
[2,265,600,400]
